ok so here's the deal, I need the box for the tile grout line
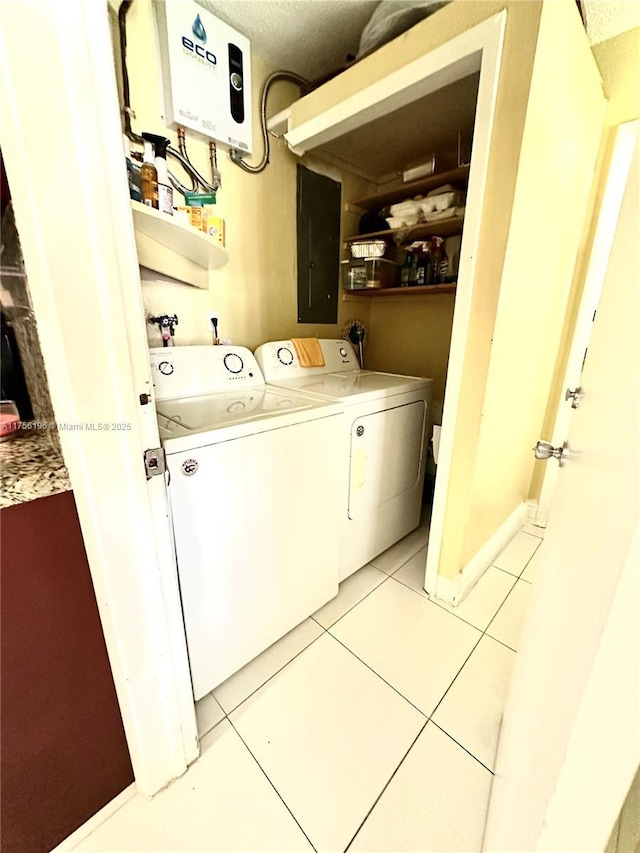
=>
[328,631,430,721]
[316,571,393,631]
[483,577,529,641]
[209,526,534,849]
[429,720,495,774]
[425,629,485,721]
[216,628,327,717]
[342,718,430,853]
[432,581,522,722]
[345,715,494,853]
[209,550,424,721]
[427,571,531,762]
[369,534,430,577]
[226,717,320,853]
[341,546,532,846]
[417,564,531,759]
[483,631,518,654]
[494,536,542,580]
[389,570,516,634]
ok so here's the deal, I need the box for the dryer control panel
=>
[255,339,359,380]
[150,345,264,401]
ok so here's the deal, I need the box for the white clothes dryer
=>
[150,345,344,700]
[254,339,433,581]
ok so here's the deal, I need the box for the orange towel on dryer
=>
[291,338,325,368]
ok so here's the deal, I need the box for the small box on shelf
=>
[130,201,228,277]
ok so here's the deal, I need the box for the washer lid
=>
[264,371,433,404]
[156,388,313,432]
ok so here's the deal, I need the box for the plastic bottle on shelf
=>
[415,244,430,286]
[437,239,449,282]
[142,133,172,215]
[140,139,159,209]
[429,237,449,284]
[401,250,415,287]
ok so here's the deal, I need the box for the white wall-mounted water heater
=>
[155,0,253,153]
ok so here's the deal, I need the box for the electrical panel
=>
[154,0,253,153]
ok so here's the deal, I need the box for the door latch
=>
[565,386,584,409]
[144,447,167,479]
[533,440,569,467]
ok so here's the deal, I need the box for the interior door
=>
[535,126,638,526]
[483,121,640,852]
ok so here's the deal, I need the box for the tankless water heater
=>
[154,0,253,153]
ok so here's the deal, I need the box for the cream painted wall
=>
[529,25,640,504]
[461,0,605,566]
[364,295,455,404]
[112,0,372,350]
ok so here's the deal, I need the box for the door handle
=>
[565,386,584,408]
[534,440,569,467]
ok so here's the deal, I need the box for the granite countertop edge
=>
[1,427,72,509]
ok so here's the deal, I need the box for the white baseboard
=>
[434,502,529,606]
[526,499,539,521]
[49,783,137,852]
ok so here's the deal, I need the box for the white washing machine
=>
[150,345,344,700]
[254,339,433,581]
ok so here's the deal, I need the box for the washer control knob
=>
[339,347,348,358]
[158,361,174,376]
[277,346,294,365]
[223,353,244,374]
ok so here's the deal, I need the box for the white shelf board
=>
[266,106,291,136]
[130,201,228,271]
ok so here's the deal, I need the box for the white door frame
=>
[536,124,638,525]
[0,0,196,795]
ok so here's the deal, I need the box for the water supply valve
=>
[148,313,179,347]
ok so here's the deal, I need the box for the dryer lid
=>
[265,371,433,404]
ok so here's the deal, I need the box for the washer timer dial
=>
[277,346,294,366]
[339,347,348,358]
[223,352,244,374]
[158,361,174,376]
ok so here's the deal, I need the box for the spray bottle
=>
[142,133,173,216]
[140,138,158,209]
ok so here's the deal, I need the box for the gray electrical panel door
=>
[296,165,341,324]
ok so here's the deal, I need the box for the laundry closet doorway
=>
[276,0,605,603]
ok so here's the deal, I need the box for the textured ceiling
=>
[195,0,640,81]
[199,0,380,81]
[582,0,640,45]
[112,0,640,81]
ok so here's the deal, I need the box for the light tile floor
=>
[73,516,542,853]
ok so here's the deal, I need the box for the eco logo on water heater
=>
[192,13,207,43]
[181,12,216,66]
